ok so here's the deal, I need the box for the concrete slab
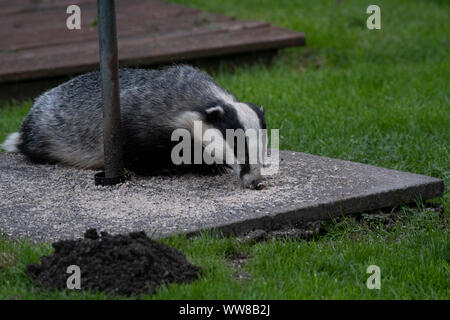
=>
[0,151,444,243]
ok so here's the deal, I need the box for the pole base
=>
[94,171,127,186]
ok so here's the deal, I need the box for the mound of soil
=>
[26,229,201,296]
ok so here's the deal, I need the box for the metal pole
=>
[95,0,124,185]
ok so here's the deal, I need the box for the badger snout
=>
[241,171,266,190]
[243,178,266,190]
[250,179,266,190]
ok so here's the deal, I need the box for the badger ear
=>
[260,106,264,114]
[205,105,224,117]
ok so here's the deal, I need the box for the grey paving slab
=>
[0,151,444,243]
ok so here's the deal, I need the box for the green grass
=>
[0,0,449,299]
[1,208,448,299]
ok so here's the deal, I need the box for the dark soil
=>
[26,229,201,297]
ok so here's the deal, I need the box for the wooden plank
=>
[0,0,306,84]
[1,21,270,63]
[0,0,93,16]
[0,0,212,50]
[0,0,200,25]
[0,1,208,51]
[0,0,177,16]
[0,25,304,82]
[1,11,232,51]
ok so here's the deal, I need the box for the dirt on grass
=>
[26,229,201,297]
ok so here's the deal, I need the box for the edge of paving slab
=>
[182,165,445,238]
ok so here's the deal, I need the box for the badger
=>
[2,65,267,189]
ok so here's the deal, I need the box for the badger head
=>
[200,90,267,190]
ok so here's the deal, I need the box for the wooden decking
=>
[0,0,305,84]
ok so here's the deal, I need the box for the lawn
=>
[0,0,449,299]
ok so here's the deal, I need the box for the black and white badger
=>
[2,65,267,189]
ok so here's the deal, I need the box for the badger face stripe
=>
[208,84,262,132]
[232,102,261,133]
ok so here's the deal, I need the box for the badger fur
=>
[2,65,267,189]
